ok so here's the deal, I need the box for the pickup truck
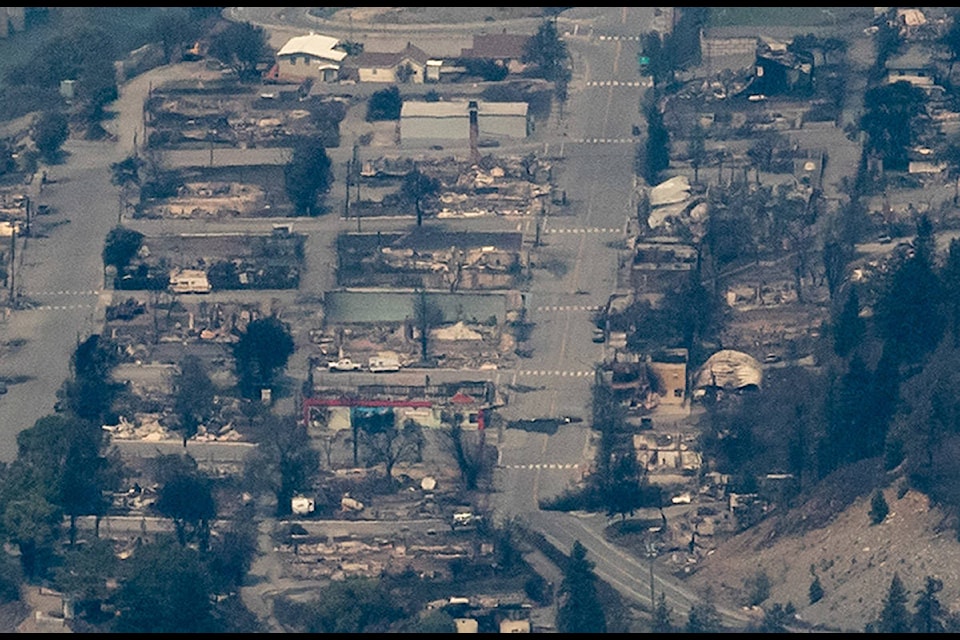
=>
[327,358,362,372]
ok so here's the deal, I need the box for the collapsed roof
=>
[649,175,691,207]
[693,349,763,391]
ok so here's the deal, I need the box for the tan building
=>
[648,348,688,405]
[499,619,531,633]
[352,42,430,84]
[455,618,479,633]
[274,32,346,82]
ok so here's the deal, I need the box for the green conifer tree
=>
[809,575,824,605]
[875,573,910,633]
[870,490,889,525]
[557,541,607,633]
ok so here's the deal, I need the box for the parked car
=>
[592,328,606,343]
[763,353,782,364]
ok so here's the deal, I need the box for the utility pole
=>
[535,197,545,247]
[8,227,15,304]
[645,541,657,608]
[414,160,423,227]
[353,142,360,202]
[345,158,351,219]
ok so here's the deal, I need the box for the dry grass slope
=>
[684,467,960,631]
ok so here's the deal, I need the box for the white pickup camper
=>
[368,355,400,373]
[169,269,212,294]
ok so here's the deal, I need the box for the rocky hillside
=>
[683,463,960,632]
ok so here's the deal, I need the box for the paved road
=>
[0,62,238,462]
[487,5,648,511]
[0,161,113,459]
[481,9,755,626]
[524,509,750,626]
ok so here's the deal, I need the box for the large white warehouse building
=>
[400,100,530,148]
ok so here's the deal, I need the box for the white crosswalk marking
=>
[586,80,642,88]
[533,305,602,312]
[517,370,594,377]
[595,34,642,44]
[545,227,620,234]
[499,463,581,470]
[572,138,639,145]
[33,290,100,296]
[27,304,96,311]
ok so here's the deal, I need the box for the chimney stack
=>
[468,100,480,164]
